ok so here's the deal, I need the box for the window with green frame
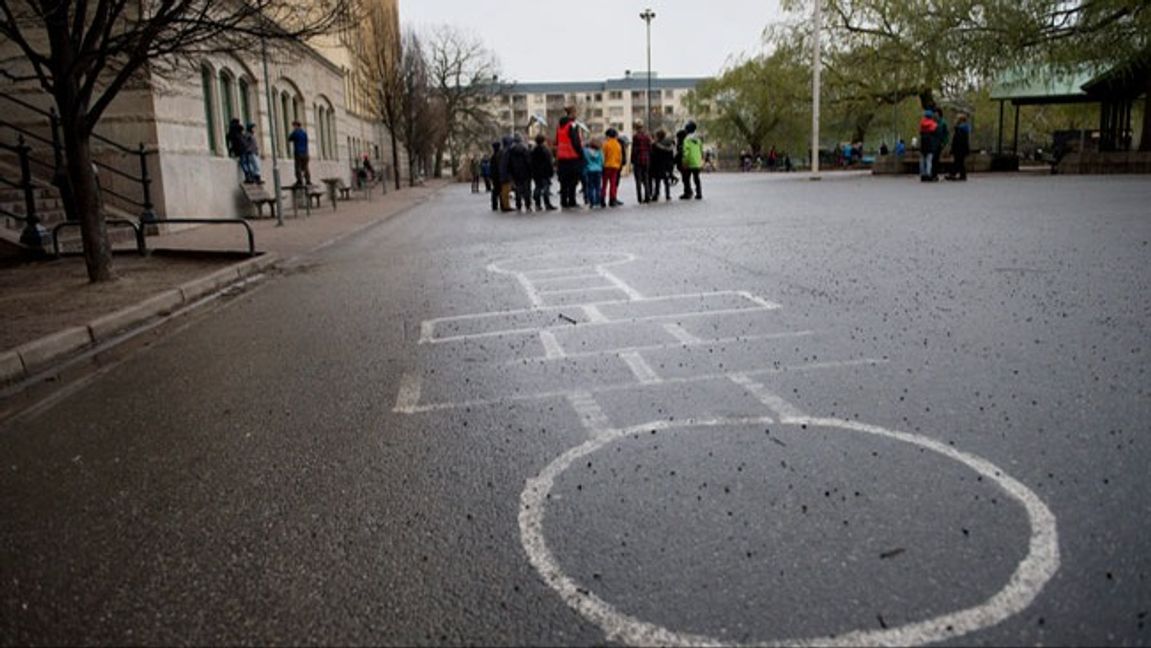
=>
[219,71,235,127]
[238,78,251,124]
[200,65,219,155]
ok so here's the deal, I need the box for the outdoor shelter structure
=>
[990,55,1149,155]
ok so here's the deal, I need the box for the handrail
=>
[52,218,145,256]
[0,118,54,148]
[0,93,140,156]
[158,218,256,257]
[0,98,157,222]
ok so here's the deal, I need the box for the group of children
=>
[478,110,705,213]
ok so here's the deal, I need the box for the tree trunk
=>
[1140,73,1150,152]
[407,148,417,186]
[433,146,444,178]
[918,88,936,110]
[62,121,114,282]
[389,126,402,190]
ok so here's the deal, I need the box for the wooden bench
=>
[286,183,324,209]
[321,178,352,209]
[240,183,277,219]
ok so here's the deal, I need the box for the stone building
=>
[0,0,401,232]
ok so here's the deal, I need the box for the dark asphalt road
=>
[2,172,1149,646]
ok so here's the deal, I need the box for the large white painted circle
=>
[518,416,1060,647]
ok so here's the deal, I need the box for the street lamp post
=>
[640,9,656,125]
[261,38,285,226]
[810,0,822,179]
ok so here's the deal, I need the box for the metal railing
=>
[0,136,49,250]
[0,93,156,226]
[52,218,255,257]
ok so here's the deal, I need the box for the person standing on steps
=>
[287,121,311,187]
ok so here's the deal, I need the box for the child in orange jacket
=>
[601,128,627,207]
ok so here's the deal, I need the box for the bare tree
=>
[424,25,499,178]
[0,0,349,282]
[396,29,440,186]
[357,0,403,191]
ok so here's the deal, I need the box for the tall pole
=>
[810,0,822,179]
[640,9,656,126]
[261,38,285,226]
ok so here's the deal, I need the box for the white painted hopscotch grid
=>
[392,252,1059,647]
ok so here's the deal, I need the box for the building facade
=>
[491,72,708,139]
[0,0,400,227]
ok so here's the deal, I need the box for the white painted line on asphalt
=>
[738,291,783,309]
[503,330,816,367]
[397,358,886,415]
[515,273,545,308]
[419,320,436,344]
[661,322,702,344]
[529,273,605,286]
[420,290,777,335]
[518,416,1060,648]
[392,372,424,413]
[619,351,661,384]
[539,330,566,359]
[728,373,807,420]
[566,391,611,436]
[537,285,624,296]
[582,304,609,323]
[422,304,781,344]
[600,269,645,301]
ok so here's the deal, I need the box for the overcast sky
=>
[400,0,791,82]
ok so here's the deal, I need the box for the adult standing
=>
[530,134,557,211]
[674,129,687,195]
[931,108,949,181]
[287,121,311,187]
[631,121,652,204]
[488,140,502,212]
[554,107,586,208]
[497,134,514,212]
[508,133,533,212]
[947,113,971,181]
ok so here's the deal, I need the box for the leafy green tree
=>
[685,46,809,157]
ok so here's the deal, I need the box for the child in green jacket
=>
[680,121,703,200]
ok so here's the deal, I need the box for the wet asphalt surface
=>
[1,172,1149,646]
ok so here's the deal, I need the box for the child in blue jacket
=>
[584,139,604,208]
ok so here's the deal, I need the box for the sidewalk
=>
[0,179,448,385]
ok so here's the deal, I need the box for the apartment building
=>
[491,72,708,138]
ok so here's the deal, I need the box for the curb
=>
[0,181,443,388]
[0,252,278,386]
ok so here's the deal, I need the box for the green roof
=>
[989,66,1098,105]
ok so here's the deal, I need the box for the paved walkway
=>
[0,179,448,385]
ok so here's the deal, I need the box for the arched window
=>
[280,91,292,158]
[238,77,252,125]
[200,64,219,155]
[218,69,236,128]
